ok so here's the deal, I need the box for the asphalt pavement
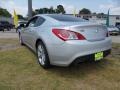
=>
[111,35,120,43]
[0,29,18,39]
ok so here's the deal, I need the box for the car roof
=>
[35,14,65,16]
[35,14,72,19]
[34,14,86,23]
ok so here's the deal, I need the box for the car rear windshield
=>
[47,15,86,22]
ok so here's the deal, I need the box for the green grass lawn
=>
[0,39,120,90]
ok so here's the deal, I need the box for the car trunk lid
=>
[58,22,107,41]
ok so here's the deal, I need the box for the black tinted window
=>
[47,15,86,22]
[34,17,45,27]
[26,17,38,27]
[1,21,9,24]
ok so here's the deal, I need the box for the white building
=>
[0,16,27,24]
[0,16,13,24]
[76,14,120,26]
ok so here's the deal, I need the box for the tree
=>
[56,5,65,14]
[79,8,91,14]
[32,10,36,16]
[33,8,50,15]
[97,13,105,15]
[32,5,66,16]
[0,8,11,17]
[49,6,55,14]
[97,13,106,18]
[42,8,49,14]
[34,9,42,14]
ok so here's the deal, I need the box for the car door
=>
[22,17,38,47]
[28,16,46,49]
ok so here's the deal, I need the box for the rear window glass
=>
[47,15,86,22]
[34,17,45,27]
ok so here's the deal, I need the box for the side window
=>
[34,17,45,27]
[26,17,38,27]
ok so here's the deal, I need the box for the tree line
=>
[32,5,65,16]
[0,8,11,17]
[0,5,105,19]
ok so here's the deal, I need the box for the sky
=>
[0,0,120,17]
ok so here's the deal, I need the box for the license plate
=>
[95,52,103,61]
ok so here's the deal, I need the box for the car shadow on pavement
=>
[45,59,109,79]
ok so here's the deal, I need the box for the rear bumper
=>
[48,37,111,66]
[73,49,111,64]
[109,31,119,35]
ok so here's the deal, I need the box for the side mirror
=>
[20,24,25,28]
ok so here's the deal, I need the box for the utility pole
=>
[28,0,32,19]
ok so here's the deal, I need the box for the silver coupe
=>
[19,14,111,68]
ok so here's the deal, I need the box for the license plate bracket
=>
[95,52,103,61]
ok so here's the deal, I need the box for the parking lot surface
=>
[0,30,18,39]
[111,35,120,43]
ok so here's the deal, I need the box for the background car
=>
[19,14,111,68]
[116,25,120,34]
[107,25,119,35]
[16,21,27,32]
[0,21,14,31]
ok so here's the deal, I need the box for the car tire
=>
[36,41,50,69]
[19,34,24,45]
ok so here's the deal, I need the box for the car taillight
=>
[52,29,86,41]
